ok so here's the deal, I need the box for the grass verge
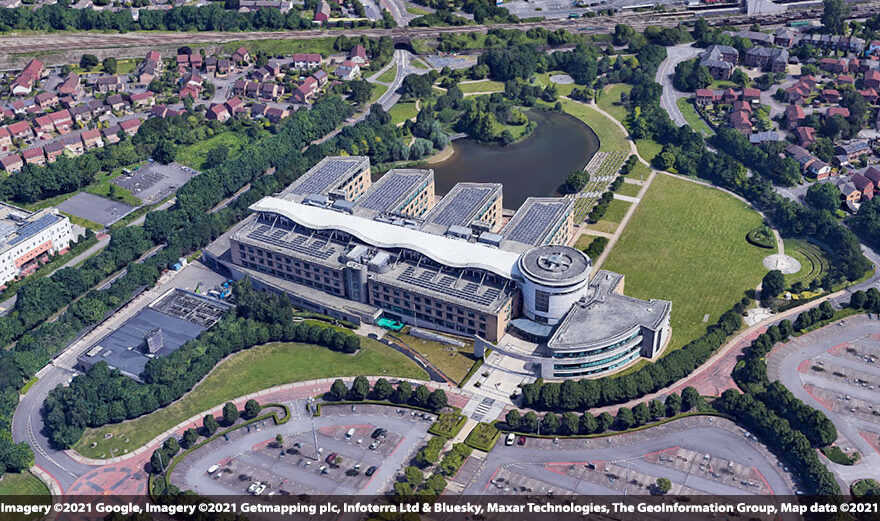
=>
[676,97,714,136]
[387,328,476,384]
[389,101,419,125]
[559,98,629,153]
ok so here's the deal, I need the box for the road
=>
[655,43,701,128]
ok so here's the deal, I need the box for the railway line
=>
[2,0,880,60]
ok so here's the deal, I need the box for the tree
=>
[597,412,614,432]
[329,379,348,401]
[579,412,598,434]
[506,410,522,430]
[761,269,785,304]
[205,144,229,168]
[731,68,750,88]
[222,402,239,425]
[405,465,423,484]
[153,140,178,164]
[243,399,261,419]
[348,80,373,106]
[616,407,636,429]
[163,437,180,455]
[522,411,539,433]
[393,381,413,404]
[275,433,284,447]
[822,0,851,34]
[413,385,430,407]
[540,412,559,434]
[681,387,701,412]
[427,389,448,411]
[349,375,370,401]
[373,378,393,400]
[79,54,99,70]
[150,449,169,474]
[655,477,672,494]
[203,414,219,436]
[182,428,198,449]
[806,182,842,212]
[102,57,118,74]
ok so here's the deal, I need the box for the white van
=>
[505,433,516,446]
[207,465,220,475]
[346,428,356,439]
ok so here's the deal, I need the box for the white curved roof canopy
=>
[250,197,522,279]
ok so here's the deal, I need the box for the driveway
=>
[655,43,702,128]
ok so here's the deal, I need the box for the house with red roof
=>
[0,154,22,173]
[33,115,54,136]
[21,146,45,166]
[827,107,850,118]
[742,88,760,103]
[7,121,33,141]
[265,106,290,123]
[314,0,330,22]
[867,70,880,90]
[119,118,142,136]
[207,104,230,122]
[796,126,816,147]
[50,109,72,133]
[349,45,369,66]
[292,54,322,69]
[730,110,752,133]
[10,59,43,96]
[225,97,245,115]
[820,57,848,74]
[293,77,319,103]
[695,89,717,105]
[34,92,58,110]
[80,129,103,149]
[232,46,250,65]
[721,88,737,104]
[128,91,155,109]
[785,104,805,129]
[852,173,875,199]
[57,74,82,98]
[0,127,11,153]
[837,75,855,85]
[822,89,840,103]
[860,88,879,104]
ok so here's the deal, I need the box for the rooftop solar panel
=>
[10,214,61,246]
[427,186,493,227]
[356,172,421,212]
[288,158,362,196]
[504,202,566,245]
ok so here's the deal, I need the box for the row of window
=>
[552,330,641,359]
[553,343,641,371]
[552,351,639,378]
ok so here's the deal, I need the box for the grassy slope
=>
[603,174,772,351]
[389,328,476,384]
[560,99,629,153]
[458,80,505,94]
[389,101,419,125]
[74,339,427,459]
[176,132,246,171]
[222,38,337,57]
[376,66,397,84]
[676,97,714,136]
[0,472,50,496]
[596,83,633,124]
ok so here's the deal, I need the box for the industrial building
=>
[0,203,73,286]
[204,157,671,378]
[76,289,234,381]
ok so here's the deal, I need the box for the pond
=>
[430,109,600,209]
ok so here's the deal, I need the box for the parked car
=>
[366,466,378,476]
[371,428,387,439]
[517,436,526,446]
[505,433,515,446]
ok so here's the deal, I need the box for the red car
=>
[517,436,526,446]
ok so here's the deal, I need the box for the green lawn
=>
[376,66,398,84]
[676,97,714,136]
[603,174,772,352]
[596,83,633,125]
[368,83,390,106]
[85,181,142,207]
[0,472,50,520]
[783,239,830,287]
[560,99,629,153]
[629,161,652,181]
[458,80,505,94]
[61,211,105,231]
[388,327,477,384]
[222,38,337,57]
[616,182,642,198]
[389,101,419,125]
[602,198,631,223]
[406,5,431,15]
[176,132,246,171]
[73,338,427,459]
[635,139,662,163]
[532,72,576,97]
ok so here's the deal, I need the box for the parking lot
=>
[462,416,795,496]
[113,161,199,204]
[767,314,880,482]
[171,403,433,497]
[57,192,137,227]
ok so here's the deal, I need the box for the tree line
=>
[43,279,361,449]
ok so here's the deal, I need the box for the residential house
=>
[314,0,330,22]
[57,74,82,98]
[225,97,245,115]
[860,88,879,104]
[827,107,850,118]
[336,61,360,81]
[852,173,875,199]
[796,126,816,147]
[742,87,760,103]
[207,104,230,122]
[838,75,855,85]
[838,180,862,207]
[95,75,125,93]
[34,92,59,110]
[785,143,817,171]
[785,104,805,130]
[21,146,45,166]
[179,85,199,99]
[62,134,84,156]
[205,56,218,74]
[292,53,322,69]
[217,58,232,76]
[749,131,782,144]
[138,52,162,86]
[730,110,751,133]
[44,140,63,161]
[265,106,289,123]
[80,129,102,149]
[0,127,10,153]
[744,47,788,72]
[119,118,142,136]
[773,27,796,47]
[865,166,880,189]
[735,30,773,46]
[7,121,32,141]
[232,46,250,65]
[700,45,738,80]
[32,115,54,136]
[867,70,880,90]
[0,154,22,173]
[822,89,840,103]
[819,57,848,74]
[695,88,717,105]
[68,104,91,126]
[106,94,127,112]
[10,59,43,96]
[87,99,109,118]
[102,125,122,144]
[50,109,72,134]
[312,70,329,87]
[836,140,870,161]
[349,44,369,65]
[259,82,282,100]
[807,160,831,179]
[149,105,169,118]
[250,103,269,117]
[293,77,318,103]
[233,79,249,96]
[128,91,155,109]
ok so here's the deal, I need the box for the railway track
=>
[3,0,880,57]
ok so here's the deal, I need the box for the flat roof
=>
[500,197,573,252]
[0,204,66,253]
[249,196,522,279]
[549,270,671,351]
[421,182,501,235]
[280,156,369,200]
[518,245,591,286]
[353,168,433,219]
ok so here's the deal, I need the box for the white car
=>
[505,433,515,446]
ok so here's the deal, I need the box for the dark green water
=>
[430,109,600,208]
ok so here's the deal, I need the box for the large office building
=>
[0,203,73,286]
[205,157,671,378]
